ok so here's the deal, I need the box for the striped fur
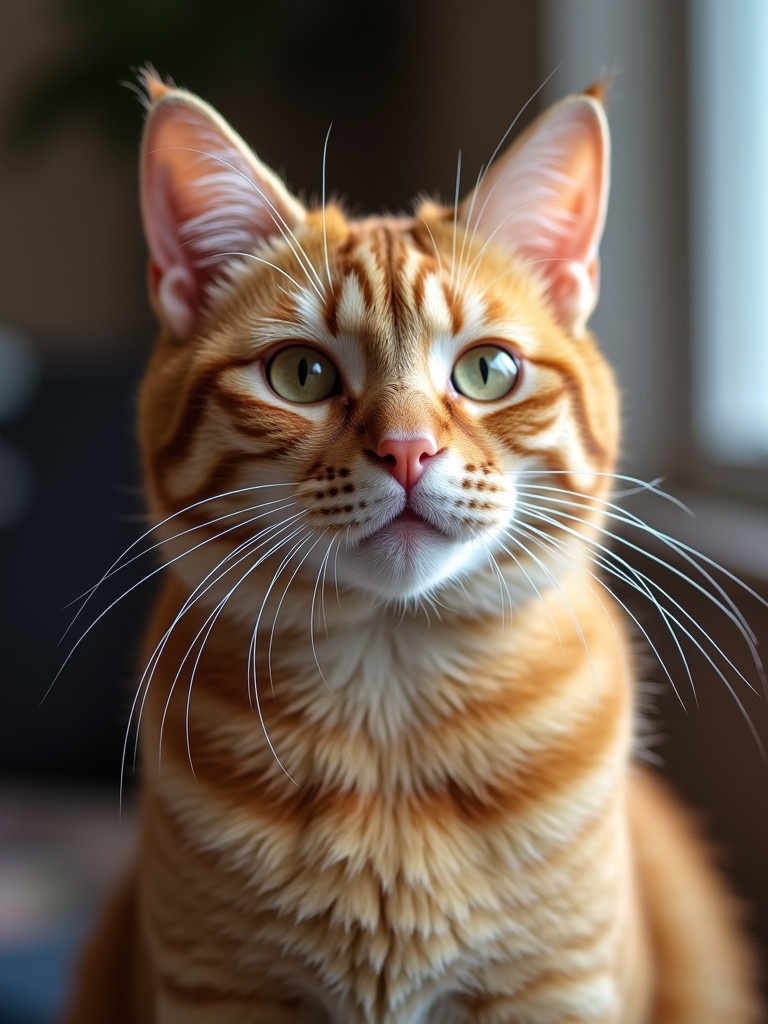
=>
[63,75,759,1023]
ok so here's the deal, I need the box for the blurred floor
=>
[0,787,135,1024]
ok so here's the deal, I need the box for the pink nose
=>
[376,434,439,492]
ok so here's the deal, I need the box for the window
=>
[689,0,768,464]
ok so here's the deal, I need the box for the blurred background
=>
[1,0,766,1020]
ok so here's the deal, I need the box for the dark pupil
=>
[479,356,489,385]
[298,357,308,387]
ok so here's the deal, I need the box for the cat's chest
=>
[143,588,626,1021]
[150,749,622,1024]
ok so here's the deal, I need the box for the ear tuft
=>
[459,92,610,335]
[583,71,619,106]
[136,65,174,108]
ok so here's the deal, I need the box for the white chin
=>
[339,519,481,601]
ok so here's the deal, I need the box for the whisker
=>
[417,215,444,280]
[508,520,686,710]
[159,518,312,777]
[247,529,318,785]
[311,535,338,688]
[267,531,330,694]
[517,482,764,652]
[187,146,327,303]
[321,123,333,290]
[450,150,462,292]
[214,251,307,292]
[63,484,294,630]
[464,64,562,236]
[516,491,763,672]
[513,469,692,514]
[480,541,511,636]
[497,529,602,707]
[492,534,564,647]
[516,501,764,746]
[121,513,309,796]
[148,144,327,303]
[457,66,562,284]
[50,499,299,705]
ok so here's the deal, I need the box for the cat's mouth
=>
[343,502,449,553]
[343,499,487,600]
[392,509,430,527]
[375,505,451,542]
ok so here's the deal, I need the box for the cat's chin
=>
[340,512,489,601]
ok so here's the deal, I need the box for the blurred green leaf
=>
[6,0,400,153]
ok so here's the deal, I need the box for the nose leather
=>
[376,435,439,492]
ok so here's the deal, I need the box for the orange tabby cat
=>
[63,73,760,1023]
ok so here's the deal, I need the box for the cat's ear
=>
[139,71,306,340]
[459,90,609,335]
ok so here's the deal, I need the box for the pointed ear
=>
[139,72,306,340]
[459,92,610,335]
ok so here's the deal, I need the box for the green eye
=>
[267,346,341,403]
[451,345,520,401]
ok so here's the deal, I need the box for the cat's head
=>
[137,72,618,610]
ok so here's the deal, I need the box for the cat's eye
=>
[266,346,341,404]
[451,345,520,401]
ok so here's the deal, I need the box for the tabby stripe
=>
[153,448,286,514]
[335,256,377,311]
[526,355,607,461]
[160,684,623,832]
[152,373,218,470]
[152,354,272,469]
[211,387,308,444]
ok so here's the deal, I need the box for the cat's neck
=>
[139,567,631,829]
[145,565,626,751]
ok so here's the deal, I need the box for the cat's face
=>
[138,75,618,609]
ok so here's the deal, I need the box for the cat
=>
[62,70,761,1023]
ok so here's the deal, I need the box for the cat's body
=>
[63,74,760,1023]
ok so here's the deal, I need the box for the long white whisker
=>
[250,530,314,698]
[214,251,308,291]
[267,531,329,693]
[450,150,462,291]
[121,513,309,796]
[493,534,563,646]
[50,500,300,705]
[509,520,685,710]
[517,494,763,676]
[62,484,295,631]
[518,501,763,741]
[417,215,444,279]
[481,541,511,635]
[311,535,338,687]
[513,469,693,513]
[466,64,562,230]
[454,161,486,291]
[321,123,333,290]
[163,518,312,777]
[497,529,602,706]
[85,495,295,604]
[517,483,764,660]
[458,64,563,280]
[247,529,318,785]
[178,145,327,302]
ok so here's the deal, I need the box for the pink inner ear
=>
[460,96,610,334]
[140,92,306,340]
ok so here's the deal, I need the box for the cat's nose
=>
[376,434,439,492]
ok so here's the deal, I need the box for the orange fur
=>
[62,75,760,1023]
